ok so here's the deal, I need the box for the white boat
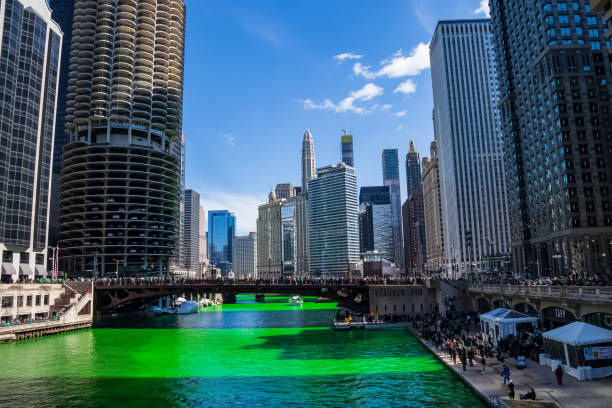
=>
[288,295,304,305]
[177,300,199,314]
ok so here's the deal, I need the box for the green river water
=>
[0,295,487,407]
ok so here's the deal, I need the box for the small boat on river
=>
[288,296,304,305]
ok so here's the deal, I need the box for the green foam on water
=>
[0,327,444,379]
[202,302,338,312]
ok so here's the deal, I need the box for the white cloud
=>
[219,133,237,147]
[302,83,383,114]
[397,125,403,131]
[353,42,430,80]
[352,62,376,79]
[333,52,362,62]
[394,111,407,117]
[394,79,417,95]
[381,104,392,111]
[197,189,265,235]
[474,0,490,17]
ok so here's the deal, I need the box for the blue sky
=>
[183,0,490,234]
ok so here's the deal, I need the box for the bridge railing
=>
[468,284,612,303]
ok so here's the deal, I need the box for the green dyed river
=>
[0,295,486,407]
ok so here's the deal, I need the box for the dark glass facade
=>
[0,0,61,280]
[47,0,75,246]
[491,0,612,277]
[341,134,354,167]
[208,210,236,276]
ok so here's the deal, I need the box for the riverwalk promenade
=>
[415,333,612,408]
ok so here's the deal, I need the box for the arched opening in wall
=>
[542,307,576,330]
[477,298,491,313]
[493,299,509,309]
[583,312,612,330]
[514,303,538,317]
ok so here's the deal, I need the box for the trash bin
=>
[517,355,526,370]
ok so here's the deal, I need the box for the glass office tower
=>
[382,149,404,267]
[208,210,236,276]
[0,0,62,282]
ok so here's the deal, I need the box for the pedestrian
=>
[555,364,563,386]
[520,388,536,400]
[508,379,515,400]
[468,347,474,367]
[501,364,510,384]
[481,355,486,371]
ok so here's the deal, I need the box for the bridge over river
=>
[94,280,373,314]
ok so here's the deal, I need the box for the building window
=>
[1,296,14,308]
[26,296,32,306]
[43,295,49,305]
[35,295,41,306]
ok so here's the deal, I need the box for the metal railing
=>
[468,284,612,303]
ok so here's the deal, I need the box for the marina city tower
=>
[59,0,186,275]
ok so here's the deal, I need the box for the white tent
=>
[480,308,538,344]
[543,322,612,346]
[542,322,612,380]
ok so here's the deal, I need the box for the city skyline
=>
[182,0,493,235]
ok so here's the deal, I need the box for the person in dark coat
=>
[507,380,515,400]
[520,388,536,400]
[555,364,563,386]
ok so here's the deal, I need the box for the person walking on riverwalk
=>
[481,355,486,371]
[460,348,467,371]
[507,380,515,400]
[502,365,511,384]
[555,364,564,386]
[468,347,474,367]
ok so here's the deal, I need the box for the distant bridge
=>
[94,281,371,314]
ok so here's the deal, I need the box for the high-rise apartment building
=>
[275,183,296,199]
[430,19,511,275]
[422,141,445,272]
[257,192,282,278]
[359,186,393,262]
[171,132,186,267]
[48,0,75,247]
[301,129,316,193]
[341,133,354,167]
[382,149,404,267]
[233,232,256,277]
[59,0,186,275]
[208,210,236,276]
[491,1,612,276]
[183,190,199,272]
[0,0,62,282]
[308,164,359,276]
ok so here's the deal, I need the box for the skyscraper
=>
[183,190,200,272]
[341,133,354,167]
[491,1,612,277]
[430,19,510,275]
[422,142,445,272]
[382,149,404,267]
[48,0,75,247]
[199,205,207,264]
[171,132,186,268]
[208,210,236,276]
[403,141,426,274]
[359,186,393,262]
[257,192,282,278]
[280,195,309,276]
[275,183,296,199]
[0,0,62,281]
[405,141,422,197]
[59,0,186,275]
[308,164,359,276]
[233,232,256,277]
[301,129,316,193]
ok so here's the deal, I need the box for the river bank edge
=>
[408,327,508,408]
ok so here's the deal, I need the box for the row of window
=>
[0,294,49,308]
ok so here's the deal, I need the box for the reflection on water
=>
[0,295,487,407]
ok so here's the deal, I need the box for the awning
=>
[543,322,612,346]
[19,263,33,276]
[35,265,48,276]
[2,262,16,276]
